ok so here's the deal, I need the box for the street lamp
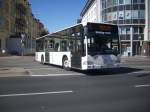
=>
[139,35,143,55]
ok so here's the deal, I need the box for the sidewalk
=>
[0,53,12,57]
[0,56,31,77]
[0,67,30,77]
[121,55,150,62]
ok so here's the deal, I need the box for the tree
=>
[40,28,49,36]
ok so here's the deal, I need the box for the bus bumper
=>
[82,63,120,70]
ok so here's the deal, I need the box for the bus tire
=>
[41,55,44,64]
[62,56,70,71]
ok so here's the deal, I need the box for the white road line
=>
[31,73,84,77]
[0,90,73,98]
[134,84,150,88]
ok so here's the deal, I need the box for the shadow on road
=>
[43,63,144,76]
[136,73,150,78]
[73,67,143,76]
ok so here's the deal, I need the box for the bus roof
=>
[36,22,118,40]
[51,22,117,35]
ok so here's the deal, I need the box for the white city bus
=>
[35,22,120,70]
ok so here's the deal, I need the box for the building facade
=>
[0,0,47,55]
[80,0,149,56]
[81,0,102,24]
[0,0,11,53]
[143,0,150,56]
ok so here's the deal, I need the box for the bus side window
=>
[55,43,60,51]
[69,41,73,51]
[44,40,48,49]
[61,40,67,51]
[49,40,55,49]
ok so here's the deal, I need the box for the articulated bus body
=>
[35,22,120,70]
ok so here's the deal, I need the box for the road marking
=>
[31,73,84,77]
[134,84,150,88]
[0,90,73,98]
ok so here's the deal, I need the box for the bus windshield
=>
[86,23,120,56]
[87,36,119,55]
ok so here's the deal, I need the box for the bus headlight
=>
[83,61,94,65]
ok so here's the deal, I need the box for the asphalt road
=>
[0,56,150,76]
[0,56,150,112]
[0,71,150,112]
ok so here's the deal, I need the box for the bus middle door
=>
[45,39,50,63]
[45,48,50,63]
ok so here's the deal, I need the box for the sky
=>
[29,0,86,33]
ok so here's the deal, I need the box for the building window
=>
[139,27,144,34]
[125,0,131,4]
[133,19,138,24]
[119,5,124,11]
[133,27,138,34]
[139,0,145,3]
[139,19,145,24]
[107,13,112,21]
[125,20,132,24]
[125,5,131,10]
[112,12,118,20]
[119,27,126,34]
[0,0,3,7]
[139,10,145,19]
[113,0,118,6]
[120,35,126,40]
[133,0,138,4]
[126,27,130,34]
[102,0,107,9]
[125,10,131,19]
[132,10,139,19]
[119,11,124,19]
[133,35,139,40]
[113,6,117,11]
[102,0,105,9]
[0,16,4,28]
[107,0,113,7]
[133,4,139,10]
[119,0,124,4]
[140,4,145,10]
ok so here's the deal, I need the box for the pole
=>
[85,35,88,57]
[21,34,25,56]
[130,26,133,56]
[22,43,24,56]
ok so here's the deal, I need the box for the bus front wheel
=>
[62,57,70,71]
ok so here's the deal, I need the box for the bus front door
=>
[71,53,81,69]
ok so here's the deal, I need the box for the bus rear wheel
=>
[62,57,70,71]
